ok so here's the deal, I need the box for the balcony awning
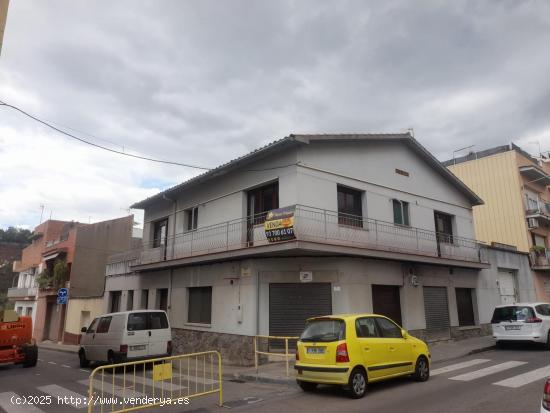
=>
[43,252,61,261]
[519,166,550,186]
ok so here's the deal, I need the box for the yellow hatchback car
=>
[295,314,431,398]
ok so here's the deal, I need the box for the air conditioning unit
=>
[528,218,539,229]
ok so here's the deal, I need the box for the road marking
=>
[47,361,56,365]
[37,359,43,362]
[61,364,71,368]
[0,392,44,413]
[36,385,86,409]
[493,364,550,388]
[449,361,527,381]
[431,359,491,376]
[79,369,89,373]
[78,379,146,398]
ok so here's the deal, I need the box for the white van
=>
[78,310,172,367]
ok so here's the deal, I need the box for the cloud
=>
[1,0,550,228]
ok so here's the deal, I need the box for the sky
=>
[1,0,550,229]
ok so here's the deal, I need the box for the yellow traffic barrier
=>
[87,351,222,413]
[254,335,299,377]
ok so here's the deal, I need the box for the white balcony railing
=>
[137,205,487,266]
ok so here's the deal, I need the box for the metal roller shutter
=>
[423,286,450,340]
[269,283,332,339]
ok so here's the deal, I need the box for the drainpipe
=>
[162,194,177,315]
[256,270,260,335]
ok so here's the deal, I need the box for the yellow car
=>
[295,314,431,398]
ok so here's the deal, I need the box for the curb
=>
[37,345,79,354]
[431,344,496,365]
[229,373,295,386]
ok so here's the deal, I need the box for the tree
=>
[0,227,32,244]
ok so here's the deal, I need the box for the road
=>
[0,345,548,413]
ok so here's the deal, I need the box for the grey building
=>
[106,133,535,365]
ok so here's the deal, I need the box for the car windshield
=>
[491,306,535,323]
[300,319,345,342]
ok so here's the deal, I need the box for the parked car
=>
[491,303,550,348]
[294,314,431,399]
[542,378,550,412]
[78,310,172,368]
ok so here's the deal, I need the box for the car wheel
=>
[22,344,38,368]
[79,349,90,368]
[347,368,367,399]
[412,356,429,382]
[297,380,317,392]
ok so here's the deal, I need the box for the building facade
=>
[445,144,550,301]
[10,216,135,343]
[104,134,534,365]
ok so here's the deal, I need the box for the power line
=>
[0,100,211,170]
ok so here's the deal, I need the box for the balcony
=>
[530,248,550,271]
[7,286,37,299]
[135,205,487,270]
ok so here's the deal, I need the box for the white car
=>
[78,310,172,367]
[542,378,550,412]
[491,303,550,347]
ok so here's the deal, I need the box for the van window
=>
[127,313,147,331]
[149,312,169,329]
[87,318,99,334]
[96,316,112,333]
[491,306,535,323]
[300,319,345,342]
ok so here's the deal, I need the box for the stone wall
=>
[409,324,491,342]
[172,328,255,366]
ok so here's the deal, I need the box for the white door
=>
[498,271,517,305]
[147,312,171,356]
[126,312,150,359]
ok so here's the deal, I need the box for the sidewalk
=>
[38,340,79,353]
[227,335,496,385]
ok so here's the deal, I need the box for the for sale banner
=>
[264,206,296,242]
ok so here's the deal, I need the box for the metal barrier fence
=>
[254,335,299,377]
[87,351,222,413]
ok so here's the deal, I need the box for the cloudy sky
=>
[1,0,550,229]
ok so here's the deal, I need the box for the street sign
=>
[57,288,68,305]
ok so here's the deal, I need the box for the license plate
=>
[130,345,147,351]
[505,325,521,331]
[306,347,325,354]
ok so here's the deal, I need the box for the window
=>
[434,211,454,244]
[149,312,169,329]
[127,313,147,331]
[110,291,121,313]
[536,304,550,316]
[96,316,112,334]
[25,307,33,317]
[185,207,199,231]
[87,318,99,334]
[337,185,363,227]
[16,306,22,315]
[247,182,279,225]
[393,200,410,226]
[127,290,134,311]
[355,317,379,338]
[491,306,535,323]
[152,218,168,248]
[188,286,212,324]
[374,317,403,338]
[141,289,149,309]
[300,319,346,342]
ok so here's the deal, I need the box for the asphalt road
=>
[0,345,548,413]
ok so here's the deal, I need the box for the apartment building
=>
[445,144,550,301]
[105,133,535,365]
[10,216,135,343]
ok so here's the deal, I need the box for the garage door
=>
[423,286,450,341]
[372,285,402,326]
[269,283,332,338]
